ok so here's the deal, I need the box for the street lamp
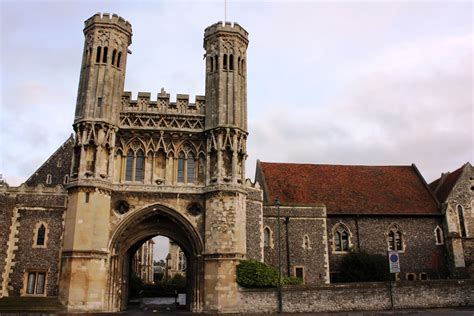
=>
[275,198,282,314]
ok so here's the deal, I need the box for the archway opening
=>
[128,235,191,312]
[108,205,203,312]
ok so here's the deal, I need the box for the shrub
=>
[236,260,279,288]
[282,276,303,285]
[338,251,390,282]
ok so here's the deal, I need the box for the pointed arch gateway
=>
[107,204,204,312]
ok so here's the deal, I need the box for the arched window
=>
[177,153,185,183]
[102,46,108,63]
[36,224,46,246]
[302,235,311,249]
[46,174,52,185]
[434,226,444,245]
[96,46,102,63]
[333,223,350,252]
[458,205,467,237]
[388,225,404,251]
[237,57,241,74]
[264,227,273,248]
[57,158,62,167]
[112,49,117,65]
[229,54,234,71]
[210,56,214,72]
[117,52,122,68]
[63,175,69,184]
[214,56,218,70]
[223,54,228,70]
[241,59,245,75]
[125,151,134,181]
[135,150,145,182]
[187,153,195,184]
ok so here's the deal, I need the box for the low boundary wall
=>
[239,280,474,313]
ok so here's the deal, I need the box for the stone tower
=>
[202,22,249,312]
[59,13,132,311]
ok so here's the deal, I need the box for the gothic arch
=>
[107,204,204,312]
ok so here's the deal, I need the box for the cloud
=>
[247,33,473,182]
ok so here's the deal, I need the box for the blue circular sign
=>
[390,254,398,263]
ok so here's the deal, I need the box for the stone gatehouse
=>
[0,12,472,313]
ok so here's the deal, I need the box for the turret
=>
[74,13,132,123]
[204,21,248,130]
[71,13,132,180]
[203,22,249,185]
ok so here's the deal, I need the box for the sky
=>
[1,0,473,259]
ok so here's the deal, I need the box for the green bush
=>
[283,276,303,285]
[236,260,279,288]
[338,251,390,282]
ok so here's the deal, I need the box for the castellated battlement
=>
[121,91,205,115]
[204,21,248,40]
[84,12,132,34]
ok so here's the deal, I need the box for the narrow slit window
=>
[125,151,134,181]
[117,52,122,68]
[229,54,234,70]
[187,154,195,184]
[210,56,214,72]
[458,205,467,237]
[177,153,185,183]
[223,54,228,70]
[214,56,218,70]
[96,46,102,63]
[102,46,108,63]
[36,224,46,246]
[135,150,145,182]
[112,49,117,65]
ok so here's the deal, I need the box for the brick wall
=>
[327,215,448,280]
[238,279,474,313]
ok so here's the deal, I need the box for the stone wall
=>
[245,185,263,261]
[463,238,474,277]
[25,137,73,187]
[238,279,474,313]
[327,215,447,281]
[11,207,64,296]
[263,205,328,284]
[0,194,15,296]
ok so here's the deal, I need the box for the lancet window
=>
[387,224,404,251]
[124,149,145,182]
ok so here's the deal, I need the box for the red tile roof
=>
[257,161,440,215]
[429,165,465,203]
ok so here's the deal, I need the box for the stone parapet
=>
[84,13,132,36]
[121,92,205,115]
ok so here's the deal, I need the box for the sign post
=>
[387,250,400,309]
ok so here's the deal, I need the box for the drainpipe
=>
[356,215,361,250]
[285,217,291,277]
